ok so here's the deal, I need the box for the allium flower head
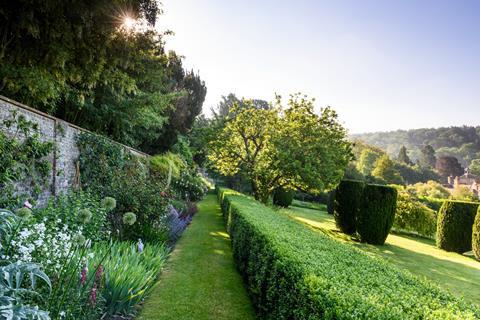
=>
[73,233,86,246]
[122,212,137,226]
[77,209,92,224]
[15,207,32,219]
[101,197,117,212]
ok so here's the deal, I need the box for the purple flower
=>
[89,286,97,306]
[137,239,144,253]
[80,266,88,285]
[95,265,103,282]
[23,201,33,209]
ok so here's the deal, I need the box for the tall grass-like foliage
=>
[87,241,169,316]
[217,188,480,319]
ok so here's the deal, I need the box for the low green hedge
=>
[357,184,397,245]
[473,207,480,260]
[436,200,479,253]
[217,187,479,319]
[333,180,364,234]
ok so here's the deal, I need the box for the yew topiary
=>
[436,200,478,253]
[473,207,480,260]
[272,188,294,207]
[334,180,365,234]
[357,184,397,244]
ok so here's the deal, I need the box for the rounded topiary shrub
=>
[334,180,365,235]
[436,200,478,253]
[473,207,480,260]
[327,190,335,215]
[273,188,294,207]
[357,184,397,245]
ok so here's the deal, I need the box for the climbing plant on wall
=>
[0,111,53,208]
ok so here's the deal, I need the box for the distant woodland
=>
[353,126,480,167]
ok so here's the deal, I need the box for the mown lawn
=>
[282,204,480,305]
[138,193,255,320]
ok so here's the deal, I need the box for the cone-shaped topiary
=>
[334,180,365,234]
[272,188,294,208]
[357,184,397,244]
[473,207,480,260]
[437,200,478,253]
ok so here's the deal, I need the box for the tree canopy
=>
[208,94,352,202]
[0,0,205,154]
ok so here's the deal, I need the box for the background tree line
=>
[353,126,480,168]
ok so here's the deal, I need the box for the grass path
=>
[138,193,255,320]
[282,204,480,305]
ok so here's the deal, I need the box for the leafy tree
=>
[357,149,382,176]
[372,155,404,184]
[212,93,270,119]
[208,94,352,202]
[397,146,412,165]
[394,162,440,184]
[435,156,464,178]
[419,144,437,168]
[470,159,480,176]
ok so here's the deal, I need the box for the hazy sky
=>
[158,0,480,134]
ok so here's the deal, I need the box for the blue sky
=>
[158,0,480,133]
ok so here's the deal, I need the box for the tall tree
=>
[419,145,437,168]
[372,155,404,184]
[357,149,381,176]
[435,156,464,178]
[208,94,352,202]
[469,159,480,176]
[397,146,412,165]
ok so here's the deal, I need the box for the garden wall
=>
[0,95,148,205]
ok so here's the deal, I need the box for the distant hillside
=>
[352,126,480,167]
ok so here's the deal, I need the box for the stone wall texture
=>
[0,95,149,206]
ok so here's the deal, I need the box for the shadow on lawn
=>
[355,240,480,304]
[284,206,480,305]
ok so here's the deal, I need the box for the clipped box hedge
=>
[333,180,364,234]
[436,200,479,253]
[217,187,479,320]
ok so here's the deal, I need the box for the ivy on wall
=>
[0,111,54,208]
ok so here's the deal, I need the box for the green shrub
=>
[418,196,445,211]
[357,184,397,244]
[327,190,335,215]
[217,188,479,319]
[333,180,364,234]
[33,191,109,242]
[393,188,437,238]
[473,207,480,260]
[272,188,294,207]
[436,200,479,253]
[150,152,186,180]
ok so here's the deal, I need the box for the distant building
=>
[447,168,480,196]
